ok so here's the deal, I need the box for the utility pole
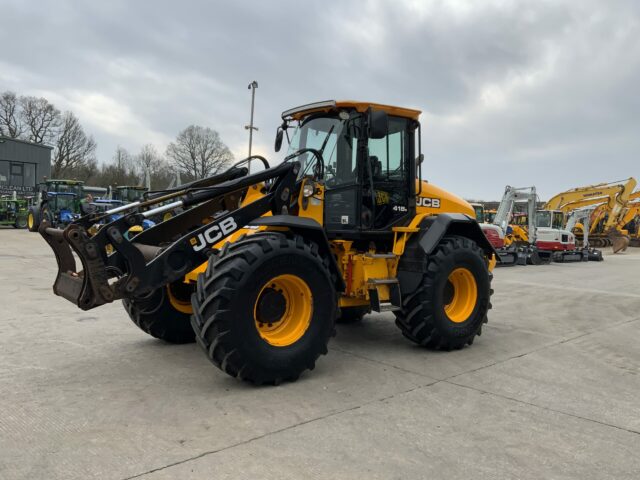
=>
[245,80,259,171]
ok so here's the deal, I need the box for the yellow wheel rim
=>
[167,283,193,314]
[27,213,34,230]
[254,274,312,347]
[444,268,478,323]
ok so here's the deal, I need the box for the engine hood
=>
[415,180,475,217]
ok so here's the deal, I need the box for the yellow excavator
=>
[543,178,637,253]
[618,191,640,246]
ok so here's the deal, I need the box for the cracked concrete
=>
[0,229,639,479]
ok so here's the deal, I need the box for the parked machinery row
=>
[474,185,605,267]
[473,177,640,266]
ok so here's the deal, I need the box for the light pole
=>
[245,80,259,171]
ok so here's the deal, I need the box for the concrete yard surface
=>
[0,228,639,479]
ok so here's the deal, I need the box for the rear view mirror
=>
[368,108,388,139]
[274,128,284,152]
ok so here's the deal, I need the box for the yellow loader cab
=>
[39,99,498,385]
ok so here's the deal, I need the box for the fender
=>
[418,213,499,259]
[248,215,346,292]
[397,213,499,295]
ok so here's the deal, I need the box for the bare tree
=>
[101,146,138,186]
[20,95,60,144]
[136,143,161,177]
[135,143,178,188]
[0,91,23,138]
[113,145,133,172]
[166,125,233,179]
[51,112,97,177]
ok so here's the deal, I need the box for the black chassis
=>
[40,161,302,311]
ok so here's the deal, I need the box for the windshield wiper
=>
[319,125,335,155]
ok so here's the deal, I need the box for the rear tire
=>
[27,207,40,232]
[41,206,53,226]
[395,235,492,350]
[123,281,196,344]
[191,232,337,385]
[13,216,27,229]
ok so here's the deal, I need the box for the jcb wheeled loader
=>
[39,100,497,385]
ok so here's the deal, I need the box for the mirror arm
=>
[417,123,423,196]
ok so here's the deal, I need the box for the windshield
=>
[472,205,484,222]
[54,194,75,210]
[285,114,358,185]
[537,210,564,229]
[536,210,551,228]
[119,188,145,202]
[48,182,82,196]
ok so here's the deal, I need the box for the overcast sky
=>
[1,0,639,199]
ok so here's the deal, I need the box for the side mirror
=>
[274,127,284,152]
[417,153,424,165]
[368,108,388,139]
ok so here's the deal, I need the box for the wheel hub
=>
[444,267,478,323]
[256,287,287,325]
[253,274,313,347]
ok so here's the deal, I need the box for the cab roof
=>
[44,179,84,185]
[281,100,422,121]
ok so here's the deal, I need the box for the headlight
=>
[302,183,315,198]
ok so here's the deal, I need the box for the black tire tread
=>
[395,235,493,350]
[191,232,336,385]
[123,287,195,344]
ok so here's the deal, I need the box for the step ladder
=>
[367,277,402,312]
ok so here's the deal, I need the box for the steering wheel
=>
[284,148,325,181]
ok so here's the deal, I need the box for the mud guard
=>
[418,213,499,259]
[248,215,346,292]
[397,213,500,296]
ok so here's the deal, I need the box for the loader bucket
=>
[610,234,630,253]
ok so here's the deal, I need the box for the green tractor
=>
[27,179,84,232]
[111,185,148,203]
[0,195,28,228]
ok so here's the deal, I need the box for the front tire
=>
[395,235,492,350]
[123,281,196,344]
[191,233,337,385]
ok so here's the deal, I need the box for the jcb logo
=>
[190,217,238,252]
[416,197,441,208]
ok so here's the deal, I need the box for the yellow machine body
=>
[181,101,492,316]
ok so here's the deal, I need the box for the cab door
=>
[362,116,412,230]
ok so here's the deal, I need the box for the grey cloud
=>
[1,0,638,199]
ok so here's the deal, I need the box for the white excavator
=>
[479,186,546,265]
[563,206,604,261]
[480,185,596,265]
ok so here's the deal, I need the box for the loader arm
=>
[40,161,302,311]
